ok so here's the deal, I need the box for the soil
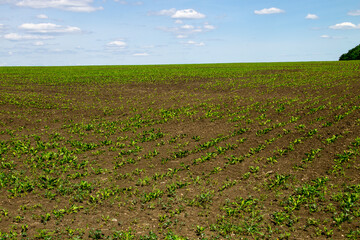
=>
[0,63,359,239]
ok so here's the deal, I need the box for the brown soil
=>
[0,63,359,239]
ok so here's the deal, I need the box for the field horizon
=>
[0,60,342,68]
[0,61,360,239]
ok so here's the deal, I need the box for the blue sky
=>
[1,0,360,66]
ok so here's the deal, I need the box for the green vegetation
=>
[340,44,360,60]
[0,61,360,238]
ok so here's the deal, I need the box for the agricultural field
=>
[0,61,360,239]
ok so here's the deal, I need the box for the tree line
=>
[339,44,360,61]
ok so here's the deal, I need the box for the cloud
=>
[15,0,103,12]
[151,8,176,16]
[133,52,148,56]
[157,21,214,43]
[4,32,54,40]
[172,9,205,19]
[140,45,154,49]
[176,34,187,39]
[37,14,48,19]
[115,0,143,6]
[192,28,203,33]
[184,40,205,46]
[156,26,175,32]
[329,22,360,30]
[157,25,207,37]
[204,23,215,30]
[107,40,127,48]
[152,8,205,19]
[320,35,344,39]
[254,7,285,15]
[152,8,212,46]
[19,23,81,33]
[305,14,319,20]
[348,10,360,16]
[181,24,194,30]
[34,41,44,45]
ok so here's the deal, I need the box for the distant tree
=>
[339,44,360,60]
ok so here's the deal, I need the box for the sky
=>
[0,0,360,66]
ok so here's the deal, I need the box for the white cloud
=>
[107,40,127,48]
[176,34,187,39]
[156,26,176,33]
[115,0,143,6]
[204,23,215,30]
[4,32,54,40]
[37,14,48,19]
[181,24,194,29]
[192,28,203,33]
[152,8,213,45]
[34,41,44,45]
[348,10,360,16]
[152,8,176,16]
[305,14,319,20]
[133,52,148,56]
[152,8,205,19]
[141,45,154,49]
[329,22,360,30]
[158,25,207,37]
[185,40,205,46]
[254,7,285,15]
[15,0,103,12]
[19,23,81,33]
[172,9,205,19]
[320,35,344,39]
[158,21,214,41]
